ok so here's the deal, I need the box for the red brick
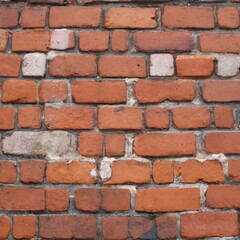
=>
[49,54,96,77]
[21,7,47,28]
[206,185,240,208]
[0,54,21,77]
[45,106,94,130]
[0,8,18,28]
[146,107,169,129]
[135,80,195,103]
[98,107,142,130]
[105,8,156,29]
[134,133,196,157]
[39,80,68,103]
[13,216,36,239]
[72,81,126,104]
[153,161,174,184]
[176,55,214,77]
[162,6,214,29]
[180,160,224,183]
[29,0,64,3]
[12,30,50,52]
[0,161,17,183]
[228,159,240,182]
[75,188,101,212]
[102,217,129,240]
[135,31,194,52]
[39,215,97,239]
[0,216,11,239]
[18,107,41,129]
[105,134,125,157]
[46,188,69,212]
[0,30,8,51]
[156,216,177,239]
[105,160,150,184]
[217,7,239,29]
[49,6,101,28]
[0,187,45,211]
[79,31,109,51]
[111,30,129,52]
[172,107,211,129]
[214,106,234,128]
[46,161,96,184]
[181,212,238,238]
[2,80,37,104]
[135,188,200,212]
[20,161,46,184]
[99,56,146,77]
[200,33,240,53]
[0,107,15,130]
[205,132,240,154]
[78,132,103,156]
[101,188,130,212]
[203,80,240,102]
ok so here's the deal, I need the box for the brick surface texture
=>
[0,0,239,239]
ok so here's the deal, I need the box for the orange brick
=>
[214,106,234,128]
[0,8,18,28]
[111,30,129,52]
[0,216,11,239]
[153,161,174,184]
[21,7,47,28]
[0,107,15,130]
[18,107,41,129]
[13,216,36,239]
[0,30,8,51]
[146,107,169,129]
[78,132,103,157]
[228,159,240,182]
[105,134,125,157]
[0,54,20,77]
[217,7,239,29]
[79,31,109,51]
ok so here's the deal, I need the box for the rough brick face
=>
[1,0,240,238]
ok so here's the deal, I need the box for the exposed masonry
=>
[0,0,240,239]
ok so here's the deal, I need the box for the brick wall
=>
[0,0,240,239]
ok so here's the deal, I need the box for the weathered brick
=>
[200,33,240,53]
[216,55,240,77]
[98,56,147,77]
[0,161,17,183]
[228,159,240,182]
[162,6,214,29]
[135,80,195,103]
[39,81,68,103]
[0,54,21,77]
[150,54,174,76]
[98,107,142,130]
[21,7,47,28]
[136,188,200,212]
[2,80,37,103]
[79,31,109,51]
[0,107,15,130]
[104,160,150,184]
[78,132,103,156]
[13,216,36,239]
[39,215,97,239]
[50,29,75,50]
[49,54,96,77]
[72,81,126,104]
[18,107,42,129]
[134,133,196,157]
[172,107,211,129]
[205,132,240,154]
[20,161,46,184]
[46,161,96,184]
[105,8,156,29]
[217,7,239,29]
[0,187,45,211]
[45,107,94,130]
[176,55,214,77]
[181,212,238,238]
[156,216,177,239]
[111,30,129,52]
[0,7,18,28]
[153,161,174,184]
[105,134,125,157]
[12,30,50,52]
[135,31,194,52]
[49,6,101,28]
[146,107,169,129]
[0,216,11,239]
[203,80,240,102]
[2,131,76,160]
[0,30,8,51]
[214,106,234,128]
[46,188,69,212]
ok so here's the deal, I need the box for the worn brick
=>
[0,161,17,183]
[105,134,125,157]
[0,107,15,130]
[50,29,75,50]
[0,54,21,77]
[150,54,174,76]
[153,161,174,184]
[0,8,18,28]
[156,216,177,239]
[214,106,234,128]
[13,216,36,239]
[111,30,129,52]
[217,7,239,29]
[228,159,240,182]
[0,30,8,51]
[0,216,11,239]
[146,107,169,129]
[18,107,41,129]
